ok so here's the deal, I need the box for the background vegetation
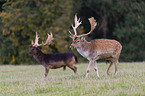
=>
[0,0,145,64]
[0,62,145,95]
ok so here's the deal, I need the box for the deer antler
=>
[69,14,82,37]
[32,32,54,47]
[69,14,97,38]
[32,32,42,47]
[77,17,97,37]
[42,33,54,45]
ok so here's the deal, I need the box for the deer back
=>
[45,52,76,63]
[90,39,122,59]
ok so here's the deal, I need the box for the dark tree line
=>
[0,0,145,64]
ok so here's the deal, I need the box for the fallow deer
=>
[69,14,122,78]
[29,32,77,77]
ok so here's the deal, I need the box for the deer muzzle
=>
[70,45,74,49]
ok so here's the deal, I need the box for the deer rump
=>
[40,52,77,69]
[90,39,121,59]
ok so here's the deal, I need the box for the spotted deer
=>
[69,14,122,78]
[29,32,77,77]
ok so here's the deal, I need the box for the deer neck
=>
[33,50,44,64]
[76,40,91,58]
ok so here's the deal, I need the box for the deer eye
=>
[77,40,80,43]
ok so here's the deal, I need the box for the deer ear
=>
[81,37,85,41]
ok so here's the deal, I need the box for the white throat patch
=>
[77,48,89,58]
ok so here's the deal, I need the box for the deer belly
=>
[97,52,113,60]
[49,61,66,69]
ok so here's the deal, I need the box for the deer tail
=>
[74,55,78,63]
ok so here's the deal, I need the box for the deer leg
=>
[68,66,77,75]
[45,68,49,77]
[85,61,94,78]
[94,62,99,77]
[114,60,119,75]
[74,66,77,74]
[63,66,66,70]
[107,62,113,75]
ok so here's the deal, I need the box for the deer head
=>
[69,14,97,49]
[29,32,54,54]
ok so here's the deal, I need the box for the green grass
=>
[0,62,145,96]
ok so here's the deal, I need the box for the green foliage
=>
[113,0,145,61]
[0,0,145,64]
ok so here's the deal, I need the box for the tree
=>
[113,0,145,61]
[0,0,76,64]
[0,0,145,64]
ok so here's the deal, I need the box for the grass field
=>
[0,62,145,96]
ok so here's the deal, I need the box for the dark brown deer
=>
[29,32,77,77]
[69,14,122,78]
